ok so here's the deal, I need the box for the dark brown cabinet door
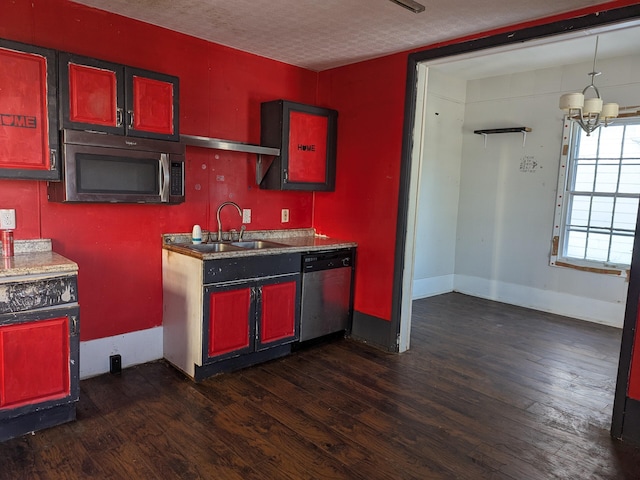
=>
[0,39,59,180]
[260,100,337,191]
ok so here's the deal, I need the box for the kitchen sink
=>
[230,240,286,249]
[176,239,286,253]
[184,243,244,252]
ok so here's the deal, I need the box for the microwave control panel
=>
[170,161,184,197]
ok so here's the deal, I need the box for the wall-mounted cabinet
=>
[0,39,59,180]
[59,52,179,141]
[260,100,338,191]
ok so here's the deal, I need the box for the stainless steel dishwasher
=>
[299,249,354,342]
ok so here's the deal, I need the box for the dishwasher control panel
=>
[303,250,352,272]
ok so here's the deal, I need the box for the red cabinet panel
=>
[287,111,329,183]
[130,75,175,136]
[0,39,58,180]
[208,287,252,357]
[0,317,70,410]
[68,62,119,127]
[60,53,179,141]
[260,281,297,345]
[260,100,337,191]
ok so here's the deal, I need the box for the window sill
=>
[550,258,629,278]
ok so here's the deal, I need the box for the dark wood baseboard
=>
[620,397,640,445]
[0,403,76,443]
[350,310,396,352]
[193,344,292,382]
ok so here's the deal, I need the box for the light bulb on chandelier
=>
[559,36,619,136]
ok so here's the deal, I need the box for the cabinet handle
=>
[283,169,288,183]
[128,110,134,129]
[71,316,78,335]
[116,108,124,127]
[50,149,56,170]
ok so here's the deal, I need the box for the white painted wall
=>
[412,69,465,299]
[413,53,640,328]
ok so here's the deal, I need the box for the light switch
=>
[242,209,251,223]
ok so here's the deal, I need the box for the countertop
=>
[162,228,357,260]
[0,239,79,279]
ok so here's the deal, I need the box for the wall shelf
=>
[473,127,532,147]
[180,134,280,184]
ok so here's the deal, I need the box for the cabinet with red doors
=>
[59,52,179,141]
[0,273,79,442]
[163,251,300,381]
[260,100,338,191]
[0,39,59,180]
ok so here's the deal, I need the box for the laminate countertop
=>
[162,228,357,260]
[0,239,78,279]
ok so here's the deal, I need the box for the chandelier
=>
[559,36,619,136]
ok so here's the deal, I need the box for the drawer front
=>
[0,275,78,315]
[204,253,300,284]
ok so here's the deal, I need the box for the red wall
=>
[0,0,318,340]
[315,56,408,322]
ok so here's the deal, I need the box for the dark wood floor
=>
[2,293,640,479]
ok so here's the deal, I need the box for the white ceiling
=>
[70,0,627,72]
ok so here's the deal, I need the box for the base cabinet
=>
[204,275,298,364]
[0,274,79,442]
[163,251,300,381]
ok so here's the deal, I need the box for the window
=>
[552,118,640,274]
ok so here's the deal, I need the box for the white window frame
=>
[551,117,640,277]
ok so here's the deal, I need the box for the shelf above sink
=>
[180,134,280,185]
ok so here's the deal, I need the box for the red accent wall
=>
[315,56,408,322]
[0,0,317,340]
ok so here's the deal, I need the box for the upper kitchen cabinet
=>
[0,39,59,181]
[59,52,179,141]
[260,100,338,191]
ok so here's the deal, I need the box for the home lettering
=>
[1,114,37,128]
[297,144,316,152]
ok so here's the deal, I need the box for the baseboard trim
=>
[620,397,640,445]
[350,310,396,352]
[453,275,625,328]
[412,275,455,300]
[80,327,163,379]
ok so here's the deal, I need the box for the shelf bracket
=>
[256,154,277,185]
[473,127,532,148]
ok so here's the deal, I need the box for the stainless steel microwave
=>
[48,129,185,204]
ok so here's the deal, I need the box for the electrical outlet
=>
[0,209,16,230]
[109,354,122,375]
[242,208,251,224]
[281,209,290,223]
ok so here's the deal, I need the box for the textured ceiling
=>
[71,0,612,71]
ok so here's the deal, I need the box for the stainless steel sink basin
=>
[175,239,286,253]
[230,240,286,249]
[184,242,244,252]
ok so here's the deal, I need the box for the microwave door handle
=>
[159,154,170,202]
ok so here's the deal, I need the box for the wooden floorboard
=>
[2,292,640,479]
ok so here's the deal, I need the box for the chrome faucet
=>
[216,201,242,242]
